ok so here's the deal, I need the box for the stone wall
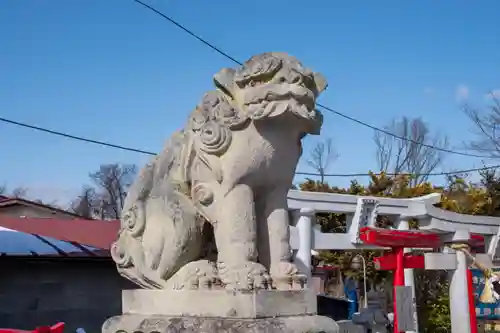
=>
[0,257,134,332]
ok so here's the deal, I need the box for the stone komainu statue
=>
[111,52,327,291]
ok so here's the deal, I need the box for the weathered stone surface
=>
[336,321,364,333]
[111,52,327,291]
[102,314,339,333]
[122,289,317,319]
[100,52,338,333]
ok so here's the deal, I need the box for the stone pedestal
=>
[102,289,340,333]
[103,314,339,333]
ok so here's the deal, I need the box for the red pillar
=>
[467,269,478,333]
[393,247,405,333]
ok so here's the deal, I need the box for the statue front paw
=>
[217,261,272,290]
[165,260,221,290]
[271,262,307,290]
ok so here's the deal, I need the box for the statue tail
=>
[111,195,204,289]
[110,132,204,289]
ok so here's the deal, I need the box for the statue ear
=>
[313,72,328,95]
[214,68,236,98]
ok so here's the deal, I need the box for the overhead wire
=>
[0,117,155,155]
[131,0,491,159]
[0,0,496,179]
[1,116,499,178]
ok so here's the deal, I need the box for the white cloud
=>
[423,87,434,95]
[455,84,469,102]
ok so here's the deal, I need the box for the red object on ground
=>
[0,322,64,333]
[0,216,119,250]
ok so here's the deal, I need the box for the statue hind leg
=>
[113,191,219,290]
[148,193,220,290]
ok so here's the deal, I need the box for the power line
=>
[1,116,499,177]
[0,0,493,180]
[315,103,490,158]
[0,117,155,155]
[298,165,500,178]
[131,0,492,159]
[132,0,242,66]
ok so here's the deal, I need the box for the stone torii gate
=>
[287,190,500,333]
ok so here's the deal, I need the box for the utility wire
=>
[1,116,499,177]
[297,165,500,178]
[132,0,243,66]
[0,117,155,155]
[315,103,489,158]
[131,0,491,159]
[0,0,494,180]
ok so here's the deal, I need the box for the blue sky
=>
[1,0,499,204]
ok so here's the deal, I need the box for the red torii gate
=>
[359,227,483,333]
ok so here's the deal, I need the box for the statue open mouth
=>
[264,89,315,111]
[243,85,317,121]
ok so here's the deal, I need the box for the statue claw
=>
[292,274,307,290]
[218,261,272,291]
[165,260,219,290]
[271,262,306,290]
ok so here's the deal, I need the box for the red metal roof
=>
[0,195,119,253]
[0,216,119,250]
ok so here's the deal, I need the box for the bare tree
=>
[0,185,28,198]
[307,138,339,184]
[373,117,448,186]
[11,187,28,198]
[0,185,60,207]
[463,95,500,157]
[71,186,99,219]
[71,163,138,219]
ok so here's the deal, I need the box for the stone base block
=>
[122,289,317,319]
[102,314,340,333]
